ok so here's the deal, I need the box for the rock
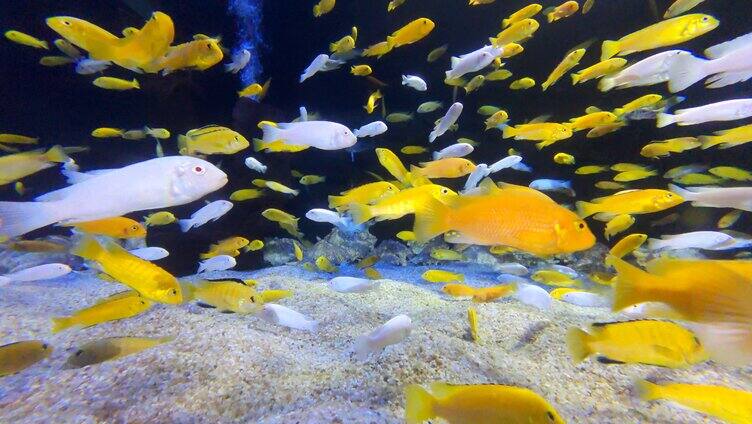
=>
[372,240,412,266]
[309,228,376,264]
[0,235,82,274]
[262,238,298,266]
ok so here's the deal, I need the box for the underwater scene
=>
[2,0,752,422]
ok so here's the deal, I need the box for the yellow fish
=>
[613,169,657,182]
[426,44,448,62]
[386,18,435,49]
[293,240,303,261]
[266,180,299,196]
[350,64,372,76]
[549,287,579,300]
[542,48,586,91]
[376,147,413,185]
[14,182,25,196]
[364,90,383,114]
[0,340,52,377]
[4,30,49,49]
[143,211,176,226]
[568,320,708,367]
[405,383,565,424]
[577,189,682,219]
[698,123,752,150]
[640,137,701,158]
[532,270,580,287]
[609,233,647,258]
[330,34,355,55]
[503,122,572,149]
[442,283,477,297]
[39,55,75,66]
[362,41,392,58]
[200,236,250,259]
[93,76,140,91]
[356,255,379,269]
[568,111,618,131]
[422,270,465,283]
[328,181,400,211]
[143,37,223,74]
[0,133,38,145]
[72,237,182,304]
[400,146,427,154]
[586,121,626,138]
[637,380,752,423]
[260,289,293,302]
[66,216,147,239]
[589,271,616,286]
[300,175,326,185]
[66,336,173,368]
[485,69,513,81]
[575,165,607,175]
[467,307,480,342]
[485,110,509,130]
[244,239,264,251]
[183,278,262,313]
[553,152,575,165]
[502,4,543,28]
[313,0,335,17]
[611,162,649,172]
[614,94,662,116]
[315,256,338,273]
[717,210,742,229]
[388,0,407,12]
[547,1,580,23]
[472,284,516,303]
[601,14,719,60]
[349,184,457,224]
[0,145,74,184]
[509,77,536,89]
[396,230,416,242]
[463,75,485,93]
[570,58,627,85]
[708,166,752,181]
[238,83,263,98]
[178,125,249,156]
[54,39,82,58]
[430,248,464,261]
[230,188,264,201]
[672,173,723,185]
[604,214,634,240]
[490,18,540,46]
[51,291,152,333]
[262,208,301,239]
[144,127,170,139]
[122,129,147,140]
[410,158,476,179]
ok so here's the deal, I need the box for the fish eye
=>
[666,193,673,198]
[546,411,555,422]
[441,188,449,194]
[63,20,71,26]
[206,42,212,49]
[578,222,585,229]
[193,165,205,175]
[701,16,709,22]
[130,225,139,231]
[42,343,48,349]
[75,350,83,356]
[172,289,178,295]
[250,295,257,303]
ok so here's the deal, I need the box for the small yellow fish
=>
[67,217,146,239]
[122,129,147,140]
[485,69,513,81]
[266,180,299,196]
[315,256,338,273]
[183,278,262,313]
[442,283,477,296]
[575,165,608,175]
[350,64,372,76]
[547,1,580,23]
[640,137,701,158]
[396,230,416,241]
[51,291,152,333]
[362,41,392,58]
[553,152,575,165]
[509,77,535,89]
[422,269,464,283]
[0,340,52,377]
[14,181,25,196]
[401,146,427,155]
[0,145,73,184]
[531,270,580,287]
[613,169,657,182]
[672,173,724,185]
[489,245,517,255]
[93,76,140,91]
[430,248,464,261]
[376,147,412,184]
[698,123,752,150]
[549,287,580,300]
[405,383,565,424]
[245,239,264,251]
[582,0,596,13]
[542,48,586,91]
[586,121,626,138]
[201,237,250,259]
[571,58,627,84]
[300,175,326,185]
[66,336,173,368]
[386,18,435,49]
[143,211,176,226]
[708,166,752,181]
[604,214,635,240]
[53,38,81,58]
[364,90,383,114]
[490,19,540,46]
[467,307,480,342]
[328,181,400,211]
[609,233,647,258]
[589,271,616,286]
[144,127,170,139]
[356,255,379,269]
[614,94,662,116]
[0,133,38,145]
[485,110,509,130]
[568,111,618,131]
[313,0,335,17]
[386,112,414,123]
[472,284,516,303]
[230,188,264,201]
[39,55,75,66]
[463,75,485,93]
[411,158,476,179]
[293,240,303,261]
[260,289,293,303]
[363,267,382,279]
[238,83,263,98]
[502,4,543,28]
[4,30,48,49]
[388,0,407,12]
[637,380,752,423]
[717,210,742,229]
[426,44,448,62]
[178,125,249,156]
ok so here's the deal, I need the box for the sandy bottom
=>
[0,263,748,423]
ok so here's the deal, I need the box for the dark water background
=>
[0,0,750,275]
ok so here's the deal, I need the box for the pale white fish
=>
[401,75,427,91]
[197,255,236,273]
[260,121,357,150]
[657,98,752,128]
[0,157,227,237]
[622,302,680,319]
[497,274,529,285]
[463,164,491,193]
[128,247,169,261]
[432,143,473,160]
[664,164,707,179]
[244,157,267,173]
[561,292,609,308]
[599,50,690,91]
[670,184,752,211]
[667,31,752,92]
[178,200,234,232]
[0,263,71,287]
[300,54,344,83]
[328,276,381,293]
[354,314,412,361]
[648,231,735,251]
[417,101,443,113]
[305,208,363,233]
[75,59,111,75]
[429,102,463,143]
[259,303,318,332]
[488,155,522,173]
[511,161,533,172]
[513,283,552,311]
[529,179,575,196]
[445,45,503,80]
[353,121,388,138]
[224,49,251,73]
[497,263,529,276]
[62,157,79,172]
[546,264,577,277]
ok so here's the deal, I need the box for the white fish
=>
[260,121,357,150]
[599,50,691,92]
[670,184,752,211]
[328,276,380,293]
[648,231,735,251]
[197,255,236,273]
[429,102,463,143]
[224,49,251,74]
[0,157,227,237]
[353,121,388,138]
[529,179,575,196]
[305,208,363,233]
[244,157,267,173]
[354,314,412,361]
[128,247,169,261]
[513,283,552,310]
[417,101,443,113]
[445,45,503,80]
[432,143,474,160]
[463,164,491,193]
[488,155,522,173]
[497,263,529,276]
[75,59,111,75]
[668,32,752,92]
[561,292,609,308]
[0,263,71,287]
[401,75,427,91]
[300,54,344,83]
[511,161,533,172]
[259,303,318,332]
[178,200,234,232]
[547,264,578,277]
[496,274,529,285]
[657,98,752,128]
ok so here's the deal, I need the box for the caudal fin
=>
[575,201,598,218]
[608,255,660,312]
[413,196,453,243]
[70,236,105,261]
[44,145,70,163]
[404,384,437,424]
[698,135,720,150]
[600,40,620,61]
[348,203,374,225]
[178,219,194,233]
[598,76,616,92]
[177,135,190,156]
[51,317,74,334]
[0,201,62,238]
[570,73,581,85]
[656,113,676,128]
[566,327,592,364]
[635,380,663,401]
[666,54,708,93]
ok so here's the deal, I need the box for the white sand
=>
[0,264,747,423]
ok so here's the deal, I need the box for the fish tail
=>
[600,40,620,61]
[570,72,581,85]
[312,5,321,17]
[697,135,719,150]
[501,125,516,139]
[177,135,190,155]
[598,76,616,92]
[565,327,592,364]
[608,255,660,312]
[40,40,49,49]
[45,145,70,163]
[348,203,374,225]
[501,18,510,28]
[386,36,396,50]
[178,219,194,233]
[655,113,676,128]
[635,380,663,401]
[71,236,104,262]
[0,200,62,237]
[613,108,624,117]
[132,79,140,89]
[51,316,73,334]
[666,54,708,93]
[413,196,453,243]
[328,195,346,209]
[404,384,437,424]
[547,12,555,23]
[575,200,598,218]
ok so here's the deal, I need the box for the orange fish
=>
[442,283,477,297]
[413,180,595,256]
[410,158,476,179]
[65,217,146,239]
[472,284,516,302]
